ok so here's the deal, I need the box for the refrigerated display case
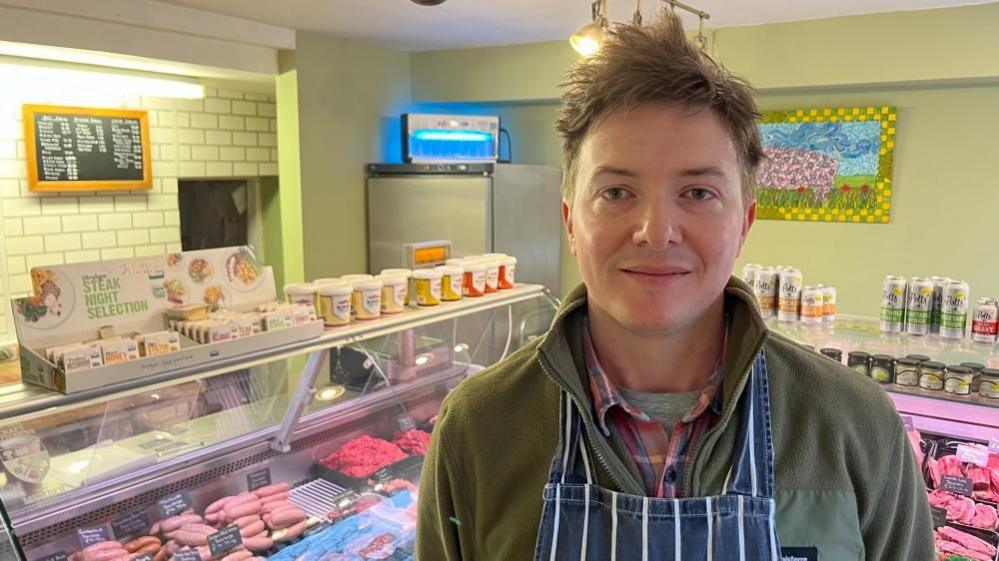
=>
[0,284,557,561]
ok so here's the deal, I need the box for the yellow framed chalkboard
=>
[23,104,153,192]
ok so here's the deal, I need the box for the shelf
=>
[0,284,550,420]
[887,386,999,442]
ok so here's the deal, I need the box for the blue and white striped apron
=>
[534,352,782,561]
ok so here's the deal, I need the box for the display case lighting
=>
[0,58,205,100]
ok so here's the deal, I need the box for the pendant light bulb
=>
[570,21,605,57]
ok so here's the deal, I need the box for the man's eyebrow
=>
[592,165,639,177]
[678,166,727,178]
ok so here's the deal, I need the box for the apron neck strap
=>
[722,350,777,498]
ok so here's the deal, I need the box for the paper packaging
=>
[263,309,293,331]
[60,345,104,374]
[137,331,181,357]
[102,339,139,365]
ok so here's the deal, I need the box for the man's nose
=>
[633,199,680,251]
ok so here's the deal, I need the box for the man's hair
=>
[555,10,764,205]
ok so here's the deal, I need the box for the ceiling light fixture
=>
[411,0,446,5]
[570,0,609,57]
[662,0,711,50]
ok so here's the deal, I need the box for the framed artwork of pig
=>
[755,105,896,223]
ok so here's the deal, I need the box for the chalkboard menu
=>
[23,104,152,192]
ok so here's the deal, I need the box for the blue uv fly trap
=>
[402,113,499,163]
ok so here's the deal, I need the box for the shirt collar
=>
[582,313,727,436]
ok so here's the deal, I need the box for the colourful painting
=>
[755,106,897,223]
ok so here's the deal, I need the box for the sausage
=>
[223,499,261,521]
[272,520,306,542]
[251,483,289,498]
[173,530,208,547]
[226,493,257,506]
[163,541,180,556]
[83,543,125,554]
[147,523,160,537]
[267,506,307,529]
[152,549,167,561]
[220,551,252,561]
[160,514,203,533]
[108,555,132,561]
[195,546,212,561]
[258,492,290,505]
[238,520,265,539]
[179,524,217,536]
[259,501,290,515]
[205,496,234,515]
[231,515,261,529]
[205,512,225,525]
[124,537,161,553]
[135,543,160,555]
[239,537,273,552]
[80,548,129,561]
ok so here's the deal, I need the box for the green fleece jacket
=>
[416,279,934,560]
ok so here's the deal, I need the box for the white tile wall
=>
[0,87,278,341]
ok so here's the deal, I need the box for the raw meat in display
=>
[971,503,999,531]
[937,526,997,558]
[907,426,925,467]
[321,435,408,478]
[936,539,993,561]
[939,456,965,477]
[392,429,432,456]
[927,490,999,531]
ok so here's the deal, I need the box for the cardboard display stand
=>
[12,246,322,394]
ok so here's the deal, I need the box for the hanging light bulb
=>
[571,0,608,57]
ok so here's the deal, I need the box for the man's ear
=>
[562,199,576,256]
[736,200,756,257]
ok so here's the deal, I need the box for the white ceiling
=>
[152,0,996,51]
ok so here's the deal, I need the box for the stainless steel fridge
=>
[366,163,562,294]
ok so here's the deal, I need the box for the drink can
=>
[905,277,933,336]
[800,286,824,325]
[753,268,778,318]
[741,264,761,286]
[822,286,837,325]
[971,298,998,344]
[778,268,803,322]
[880,276,907,334]
[940,280,970,340]
[930,276,949,334]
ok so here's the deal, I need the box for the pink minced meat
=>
[392,429,432,456]
[321,435,407,478]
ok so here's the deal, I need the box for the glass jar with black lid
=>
[919,361,946,391]
[847,351,872,377]
[960,362,986,391]
[870,354,895,384]
[895,357,921,387]
[944,365,974,396]
[820,348,843,363]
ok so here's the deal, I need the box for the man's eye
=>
[685,188,715,200]
[601,187,629,201]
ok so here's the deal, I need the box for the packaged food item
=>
[342,274,375,283]
[906,354,930,364]
[436,266,464,302]
[879,275,906,334]
[291,304,317,325]
[919,361,946,391]
[800,286,823,325]
[821,286,836,326]
[777,268,802,322]
[235,315,261,338]
[137,331,181,357]
[905,277,933,336]
[380,269,413,306]
[847,351,871,377]
[263,309,294,331]
[480,258,500,293]
[206,320,237,343]
[318,281,353,328]
[752,268,778,318]
[870,354,894,384]
[284,283,318,309]
[61,344,104,373]
[351,278,384,321]
[499,256,517,289]
[944,365,974,396]
[971,298,998,344]
[894,357,921,387]
[413,269,443,307]
[940,280,970,340]
[819,348,842,363]
[979,368,999,399]
[961,362,986,391]
[102,338,140,365]
[378,274,407,315]
[165,303,212,321]
[462,260,487,298]
[313,277,341,285]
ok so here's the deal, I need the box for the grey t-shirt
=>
[617,386,700,438]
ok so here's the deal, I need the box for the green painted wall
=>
[292,31,412,279]
[412,3,999,315]
[411,4,999,103]
[273,52,306,287]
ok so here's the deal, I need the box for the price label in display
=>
[940,475,974,497]
[397,415,416,432]
[246,468,271,492]
[133,554,154,561]
[931,507,948,529]
[207,526,242,558]
[76,527,110,548]
[172,550,202,561]
[956,444,990,468]
[989,437,999,454]
[111,509,152,540]
[157,490,191,518]
[37,554,67,561]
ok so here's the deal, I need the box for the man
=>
[417,11,933,561]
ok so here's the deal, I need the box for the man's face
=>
[563,102,755,335]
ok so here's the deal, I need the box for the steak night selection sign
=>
[23,104,152,192]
